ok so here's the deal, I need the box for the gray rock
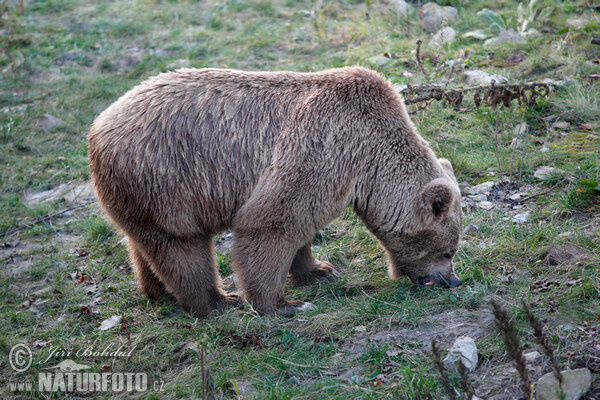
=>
[369,55,392,67]
[464,70,508,86]
[390,0,411,16]
[533,166,564,180]
[483,29,525,48]
[513,122,528,137]
[469,181,495,195]
[552,121,571,130]
[464,224,481,235]
[511,213,529,224]
[509,193,522,201]
[566,18,588,29]
[468,194,488,202]
[523,350,542,363]
[534,368,591,400]
[458,182,471,195]
[38,113,59,132]
[418,3,458,33]
[443,336,478,373]
[478,201,494,211]
[429,27,457,47]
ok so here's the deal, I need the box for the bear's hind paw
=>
[215,293,245,312]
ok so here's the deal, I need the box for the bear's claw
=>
[280,300,316,316]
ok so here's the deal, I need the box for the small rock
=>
[513,122,528,137]
[523,350,542,363]
[533,166,564,180]
[540,146,549,153]
[534,368,591,400]
[464,224,481,235]
[369,55,392,67]
[510,137,521,149]
[509,193,522,201]
[429,27,457,47]
[389,0,411,16]
[545,245,593,266]
[418,3,458,33]
[522,28,541,39]
[512,213,529,224]
[469,181,495,195]
[443,336,478,373]
[464,70,508,86]
[483,29,525,48]
[216,231,234,254]
[552,121,571,130]
[287,376,301,385]
[478,201,494,210]
[468,194,488,202]
[37,113,59,132]
[458,182,471,196]
[566,18,588,29]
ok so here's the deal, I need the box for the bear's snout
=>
[418,272,461,288]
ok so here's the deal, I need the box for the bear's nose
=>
[439,274,462,288]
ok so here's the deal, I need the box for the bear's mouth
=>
[417,274,461,288]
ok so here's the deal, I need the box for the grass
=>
[1,0,599,398]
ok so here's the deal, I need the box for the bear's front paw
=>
[280,300,316,316]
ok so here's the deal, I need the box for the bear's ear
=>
[420,178,455,221]
[438,158,457,183]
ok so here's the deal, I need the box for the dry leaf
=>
[100,365,112,373]
[98,315,122,331]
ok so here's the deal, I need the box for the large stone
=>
[464,70,508,86]
[534,368,591,400]
[469,181,495,195]
[533,166,564,180]
[418,3,458,33]
[443,336,478,373]
[484,29,525,48]
[429,27,457,47]
[544,245,593,266]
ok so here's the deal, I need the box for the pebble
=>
[478,201,494,210]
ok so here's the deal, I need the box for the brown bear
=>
[88,67,462,317]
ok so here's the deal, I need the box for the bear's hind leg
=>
[140,235,242,317]
[290,243,337,286]
[129,241,166,301]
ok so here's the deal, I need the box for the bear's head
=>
[382,159,463,288]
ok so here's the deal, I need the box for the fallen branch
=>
[399,80,556,109]
[511,178,568,204]
[2,199,96,238]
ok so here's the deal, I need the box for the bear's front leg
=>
[232,231,313,315]
[290,243,337,286]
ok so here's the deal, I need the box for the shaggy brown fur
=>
[88,67,462,316]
